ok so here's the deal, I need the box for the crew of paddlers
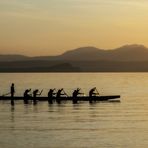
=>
[4,83,100,105]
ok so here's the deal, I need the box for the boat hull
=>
[0,95,120,101]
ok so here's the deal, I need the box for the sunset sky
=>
[0,0,148,56]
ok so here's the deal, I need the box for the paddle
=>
[77,88,85,97]
[96,88,100,96]
[63,89,69,97]
[39,89,43,96]
[79,92,85,96]
[76,88,85,97]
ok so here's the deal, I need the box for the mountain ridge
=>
[2,43,148,72]
[1,44,148,62]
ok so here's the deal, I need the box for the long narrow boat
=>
[0,95,120,101]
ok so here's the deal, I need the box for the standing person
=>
[11,83,15,98]
[10,83,15,105]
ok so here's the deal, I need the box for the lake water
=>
[0,73,148,148]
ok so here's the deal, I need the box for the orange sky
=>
[0,0,148,56]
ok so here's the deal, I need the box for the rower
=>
[56,89,66,98]
[72,88,82,104]
[48,89,56,104]
[89,87,99,97]
[56,88,66,104]
[72,88,81,97]
[89,87,99,103]
[33,89,43,105]
[24,89,32,104]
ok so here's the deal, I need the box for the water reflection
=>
[33,104,39,113]
[10,106,15,122]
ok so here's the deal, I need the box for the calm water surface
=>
[0,73,148,148]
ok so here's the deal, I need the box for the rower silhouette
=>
[73,88,81,97]
[56,88,66,104]
[89,87,99,103]
[48,89,56,104]
[24,89,32,104]
[10,83,15,105]
[33,89,43,105]
[72,88,82,104]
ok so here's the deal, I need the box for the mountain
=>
[60,44,148,61]
[107,44,148,61]
[1,44,148,72]
[60,46,106,61]
[1,44,148,61]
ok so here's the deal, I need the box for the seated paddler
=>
[72,88,82,98]
[48,88,56,98]
[56,88,66,98]
[89,87,99,97]
[24,89,32,98]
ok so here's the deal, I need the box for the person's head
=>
[12,83,14,86]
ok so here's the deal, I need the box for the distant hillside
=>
[1,44,148,72]
[60,46,106,61]
[70,61,148,72]
[0,54,30,62]
[60,44,148,61]
[107,44,148,61]
[0,61,80,72]
[1,44,148,62]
